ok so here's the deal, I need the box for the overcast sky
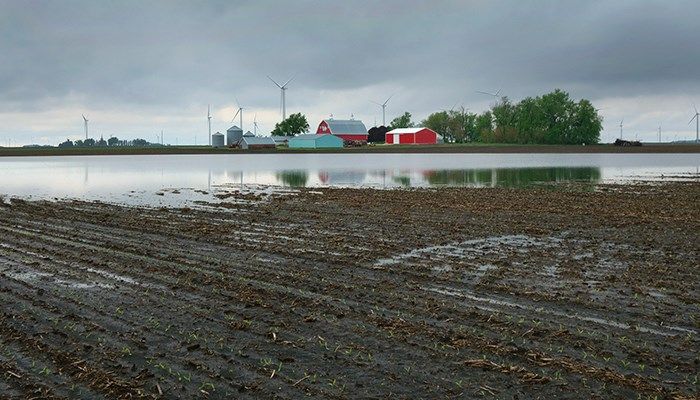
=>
[1,0,699,145]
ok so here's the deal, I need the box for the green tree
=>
[107,136,119,146]
[473,89,601,145]
[83,138,96,146]
[132,138,149,146]
[58,139,74,148]
[74,139,84,147]
[571,99,602,145]
[421,111,451,141]
[537,89,574,144]
[491,98,518,143]
[389,112,415,129]
[271,113,309,136]
[474,111,493,142]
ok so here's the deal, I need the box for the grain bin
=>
[212,132,225,147]
[226,125,243,146]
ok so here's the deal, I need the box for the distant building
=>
[272,136,290,146]
[288,134,344,149]
[386,127,439,145]
[316,119,368,142]
[243,131,255,137]
[226,125,243,146]
[241,136,276,150]
[212,132,225,147]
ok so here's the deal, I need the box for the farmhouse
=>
[386,127,439,145]
[288,134,344,149]
[317,119,368,142]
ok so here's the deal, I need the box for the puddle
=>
[374,235,550,267]
[2,268,114,290]
[424,285,697,337]
[432,265,453,273]
[472,264,498,280]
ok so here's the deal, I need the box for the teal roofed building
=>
[288,134,344,149]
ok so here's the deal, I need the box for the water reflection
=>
[423,167,601,187]
[269,167,602,188]
[0,154,696,206]
[276,170,308,187]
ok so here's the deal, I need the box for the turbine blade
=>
[694,103,698,114]
[476,90,496,97]
[689,114,697,125]
[383,94,394,105]
[267,75,282,88]
[495,89,502,96]
[232,108,240,122]
[370,100,382,106]
[282,74,296,88]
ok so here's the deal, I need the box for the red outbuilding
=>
[317,119,368,142]
[386,127,439,145]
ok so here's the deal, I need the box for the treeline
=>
[391,89,602,145]
[58,137,158,148]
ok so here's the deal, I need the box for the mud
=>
[0,182,698,399]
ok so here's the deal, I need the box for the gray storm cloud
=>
[0,0,698,143]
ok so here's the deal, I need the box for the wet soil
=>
[0,182,698,399]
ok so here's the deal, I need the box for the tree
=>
[83,138,96,147]
[491,98,518,143]
[58,139,74,148]
[367,126,389,143]
[421,111,451,141]
[271,113,309,136]
[132,138,149,146]
[74,139,84,147]
[389,112,414,129]
[107,136,119,146]
[473,89,601,145]
[571,99,602,145]
[474,111,493,142]
[96,137,107,147]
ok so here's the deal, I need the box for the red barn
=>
[317,119,368,142]
[386,127,439,145]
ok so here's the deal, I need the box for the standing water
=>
[0,153,697,206]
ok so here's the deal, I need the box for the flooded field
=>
[0,153,697,206]
[0,181,698,399]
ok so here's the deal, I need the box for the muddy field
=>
[0,182,698,399]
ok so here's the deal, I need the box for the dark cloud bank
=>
[1,0,698,142]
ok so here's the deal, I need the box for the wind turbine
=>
[253,113,259,136]
[231,98,243,131]
[207,105,212,146]
[619,119,624,139]
[268,75,295,121]
[82,114,89,140]
[371,94,393,126]
[689,104,699,143]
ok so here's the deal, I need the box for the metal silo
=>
[226,125,243,146]
[212,132,225,147]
